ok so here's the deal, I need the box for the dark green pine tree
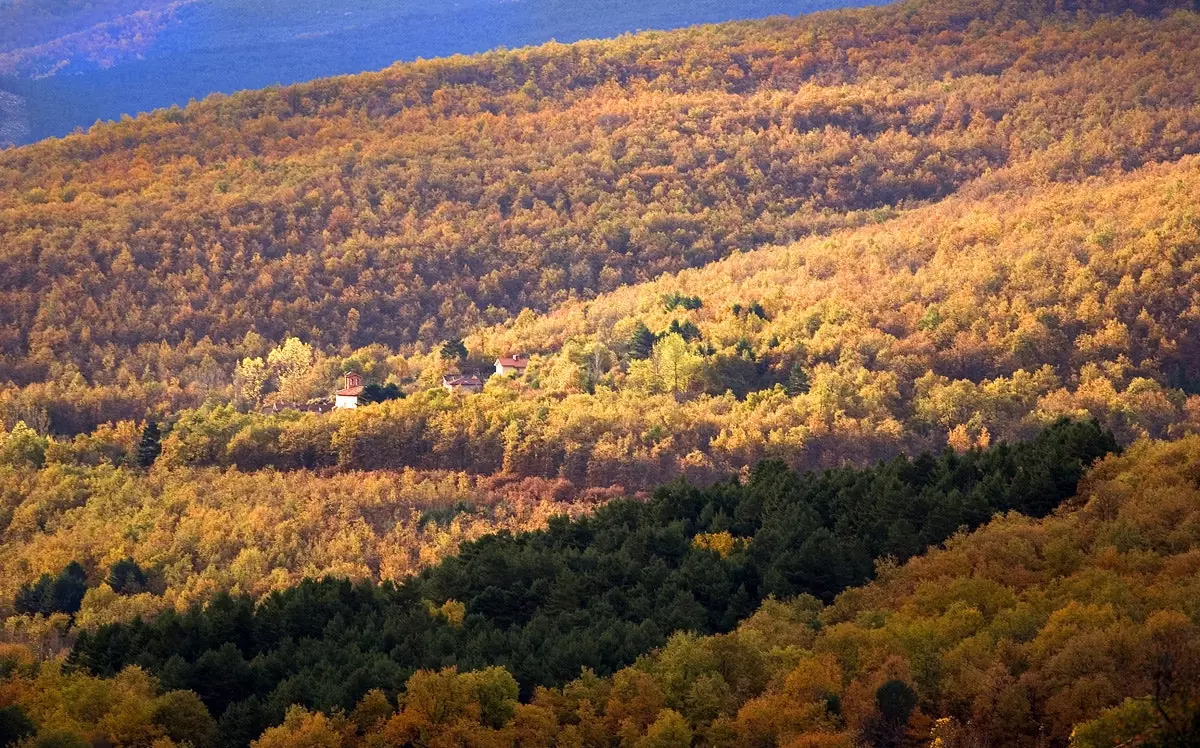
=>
[440,338,469,361]
[0,705,35,747]
[138,421,162,467]
[107,558,148,595]
[51,561,88,615]
[13,574,53,615]
[360,382,404,404]
[629,321,657,360]
[669,319,702,342]
[786,363,811,396]
[17,561,91,616]
[863,679,919,748]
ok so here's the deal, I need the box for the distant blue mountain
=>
[0,0,876,146]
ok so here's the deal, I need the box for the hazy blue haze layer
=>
[1,0,874,146]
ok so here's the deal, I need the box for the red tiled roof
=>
[443,375,483,386]
[496,356,528,368]
[336,386,364,396]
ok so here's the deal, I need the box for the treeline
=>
[3,0,1200,433]
[0,462,605,633]
[294,433,1195,748]
[60,420,1115,745]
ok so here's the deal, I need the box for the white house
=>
[334,371,363,409]
[494,354,529,377]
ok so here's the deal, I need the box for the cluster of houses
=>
[332,354,529,410]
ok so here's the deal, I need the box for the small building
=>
[494,354,529,377]
[263,400,331,414]
[442,374,484,394]
[335,371,364,409]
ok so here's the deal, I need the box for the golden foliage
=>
[3,0,1200,437]
[0,462,594,627]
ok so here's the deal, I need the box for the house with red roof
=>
[442,373,484,394]
[335,372,364,409]
[494,354,529,377]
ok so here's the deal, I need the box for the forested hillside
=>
[2,1,1200,746]
[0,0,188,78]
[58,155,1197,491]
[472,434,1200,748]
[3,420,1111,745]
[7,423,1195,747]
[0,462,604,631]
[304,433,1193,748]
[3,0,1200,434]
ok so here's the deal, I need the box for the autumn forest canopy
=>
[2,0,1200,745]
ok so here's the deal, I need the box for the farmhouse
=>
[334,372,363,409]
[495,354,529,376]
[442,374,484,394]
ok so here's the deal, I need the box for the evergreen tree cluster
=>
[106,558,148,596]
[440,339,469,362]
[662,293,703,312]
[13,562,87,616]
[68,419,1116,745]
[0,706,35,748]
[13,558,152,617]
[358,382,403,404]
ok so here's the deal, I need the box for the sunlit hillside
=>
[124,155,1200,491]
[2,1,1200,745]
[3,0,1199,434]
